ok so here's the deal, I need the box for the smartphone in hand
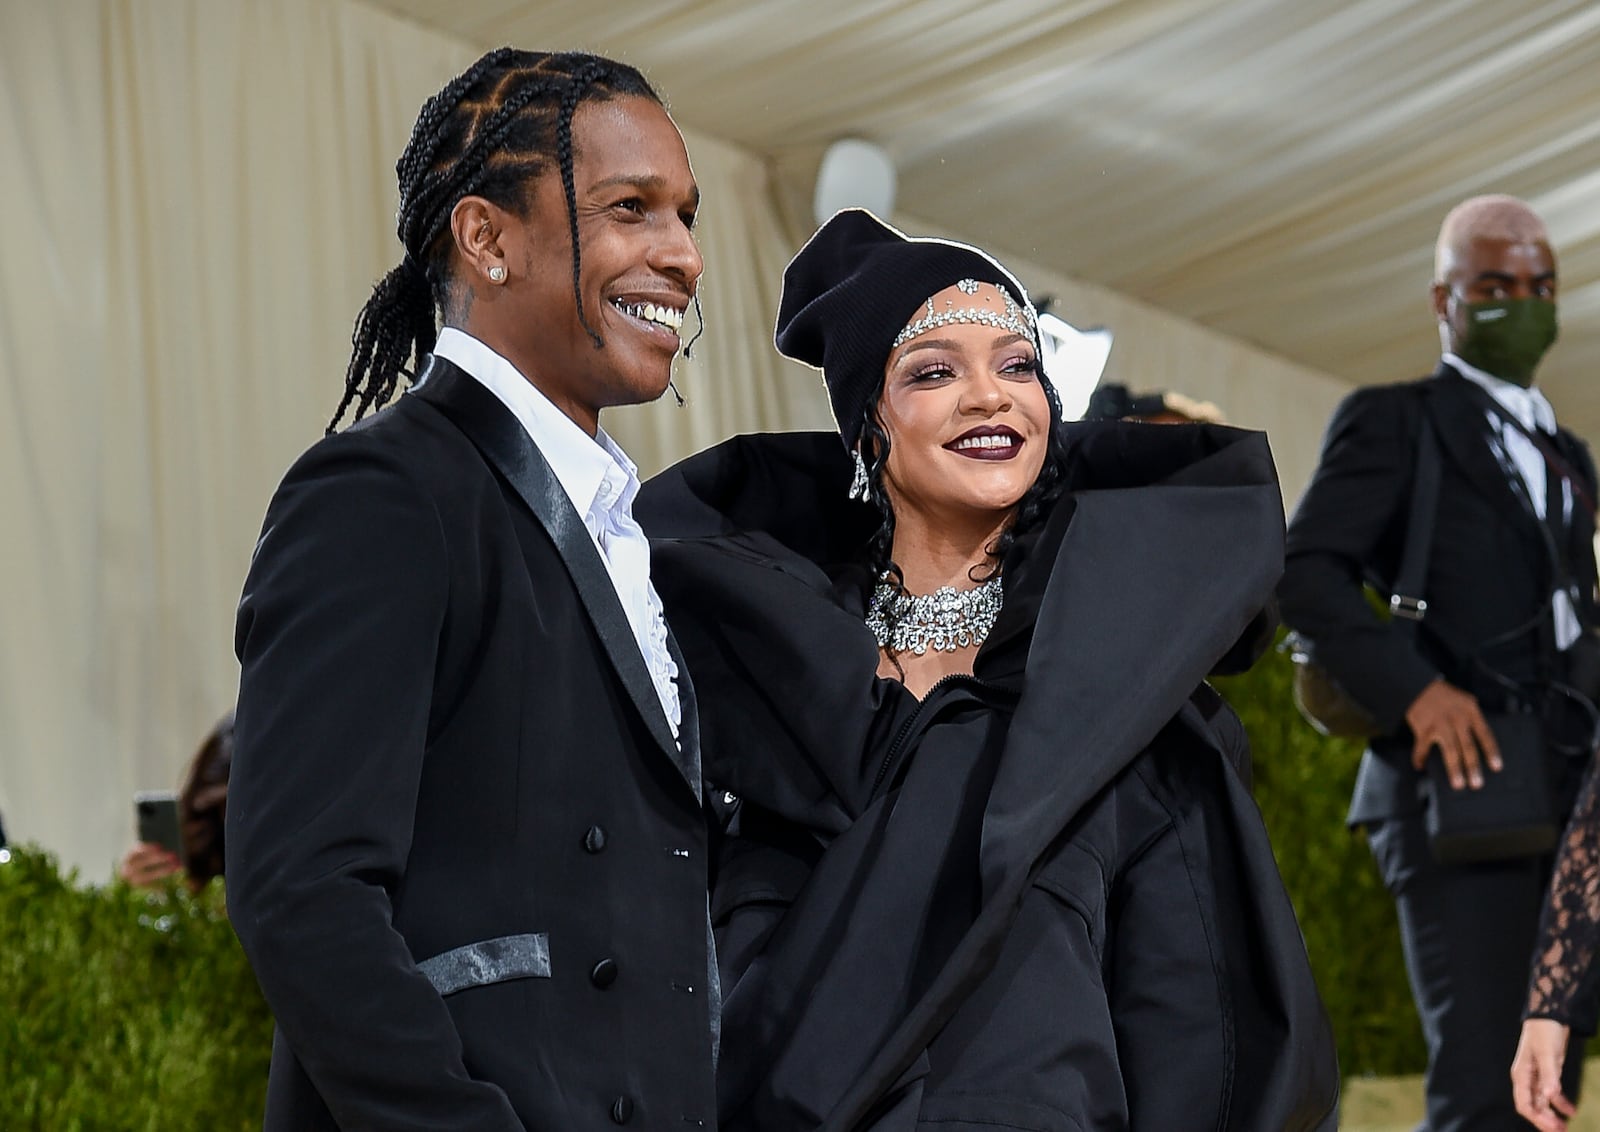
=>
[134,790,185,865]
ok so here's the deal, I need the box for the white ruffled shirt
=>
[432,328,682,735]
[1445,352,1580,650]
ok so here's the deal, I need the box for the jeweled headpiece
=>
[891,280,1039,350]
[775,209,1043,449]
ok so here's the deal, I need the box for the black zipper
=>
[869,673,1001,799]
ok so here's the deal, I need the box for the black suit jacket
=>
[1281,365,1598,823]
[227,358,717,1131]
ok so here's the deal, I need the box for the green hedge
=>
[0,847,271,1129]
[1216,645,1426,1078]
[0,652,1422,1123]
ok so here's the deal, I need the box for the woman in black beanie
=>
[639,210,1338,1131]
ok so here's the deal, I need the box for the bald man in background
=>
[1282,195,1598,1130]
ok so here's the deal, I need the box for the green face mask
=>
[1455,298,1558,386]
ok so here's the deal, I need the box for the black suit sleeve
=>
[1281,386,1439,731]
[227,434,524,1131]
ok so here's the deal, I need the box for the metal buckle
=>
[1389,594,1428,621]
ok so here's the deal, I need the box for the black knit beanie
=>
[775,209,1039,449]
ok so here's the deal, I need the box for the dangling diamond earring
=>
[848,449,870,501]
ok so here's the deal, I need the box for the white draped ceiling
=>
[369,0,1600,435]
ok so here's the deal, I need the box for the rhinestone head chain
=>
[890,279,1038,351]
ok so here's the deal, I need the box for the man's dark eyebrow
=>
[590,173,700,209]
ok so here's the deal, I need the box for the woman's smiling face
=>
[874,282,1052,529]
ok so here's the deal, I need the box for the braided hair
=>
[329,50,660,432]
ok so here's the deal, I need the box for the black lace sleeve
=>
[1527,757,1600,1024]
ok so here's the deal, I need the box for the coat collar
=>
[639,421,1282,828]
[410,355,700,798]
[1427,363,1549,534]
[640,423,1278,697]
[831,428,1287,1131]
[642,424,1288,1130]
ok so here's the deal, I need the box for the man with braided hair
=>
[1283,195,1598,1130]
[227,49,714,1130]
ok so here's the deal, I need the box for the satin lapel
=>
[1552,429,1598,590]
[1428,369,1543,536]
[1553,429,1598,527]
[409,357,691,788]
[666,631,703,802]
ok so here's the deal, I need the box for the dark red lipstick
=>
[944,424,1023,461]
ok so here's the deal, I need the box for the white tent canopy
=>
[375,0,1600,432]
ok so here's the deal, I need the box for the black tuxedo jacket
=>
[1281,364,1598,823]
[227,358,717,1131]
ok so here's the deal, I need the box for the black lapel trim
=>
[409,356,696,792]
[1555,431,1600,583]
[1427,367,1544,541]
[665,631,703,803]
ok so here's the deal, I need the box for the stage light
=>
[1037,311,1113,420]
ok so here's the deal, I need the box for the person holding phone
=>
[119,710,233,893]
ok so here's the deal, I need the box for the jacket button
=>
[584,825,607,854]
[610,1095,634,1124]
[590,958,619,989]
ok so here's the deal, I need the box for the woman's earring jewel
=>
[488,265,507,283]
[848,450,870,501]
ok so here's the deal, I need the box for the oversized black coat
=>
[638,423,1339,1132]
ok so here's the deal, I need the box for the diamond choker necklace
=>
[866,572,1003,655]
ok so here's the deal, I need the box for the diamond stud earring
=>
[488,265,507,283]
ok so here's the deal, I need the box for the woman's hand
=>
[1512,1017,1576,1131]
[118,841,182,888]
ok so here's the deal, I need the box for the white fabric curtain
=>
[1001,250,1353,507]
[0,0,826,875]
[0,0,1350,876]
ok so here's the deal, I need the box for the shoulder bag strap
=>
[1405,400,1569,708]
[1389,411,1442,643]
